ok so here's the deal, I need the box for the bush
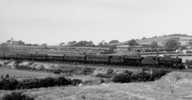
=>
[122,70,133,75]
[80,67,95,75]
[106,68,114,75]
[112,73,132,83]
[150,69,170,81]
[53,69,63,74]
[95,73,112,78]
[112,69,169,83]
[186,60,192,66]
[0,75,82,90]
[0,75,19,90]
[133,72,151,82]
[95,68,115,78]
[2,92,34,100]
[71,79,82,85]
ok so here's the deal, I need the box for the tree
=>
[69,41,95,47]
[98,40,108,47]
[142,37,146,40]
[150,41,158,48]
[6,39,25,45]
[188,41,192,46]
[59,42,65,46]
[108,40,120,44]
[67,41,77,46]
[41,43,47,48]
[0,43,10,56]
[86,41,95,47]
[127,39,138,46]
[17,40,25,45]
[164,38,181,50]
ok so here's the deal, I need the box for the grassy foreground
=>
[19,72,192,100]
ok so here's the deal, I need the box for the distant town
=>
[1,34,192,56]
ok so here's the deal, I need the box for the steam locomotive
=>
[0,51,185,69]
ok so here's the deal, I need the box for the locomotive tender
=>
[0,51,185,69]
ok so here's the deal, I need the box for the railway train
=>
[0,51,185,69]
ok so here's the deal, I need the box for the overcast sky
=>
[0,0,192,45]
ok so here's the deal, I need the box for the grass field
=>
[0,67,57,80]
[21,72,192,100]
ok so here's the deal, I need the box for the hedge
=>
[0,75,82,90]
[2,92,34,100]
[112,69,169,83]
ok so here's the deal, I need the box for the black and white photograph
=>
[1,0,192,100]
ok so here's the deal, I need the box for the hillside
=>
[136,34,192,46]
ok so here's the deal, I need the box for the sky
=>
[0,0,192,45]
